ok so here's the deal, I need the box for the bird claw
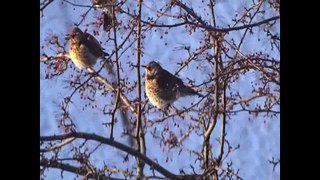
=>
[160,105,171,116]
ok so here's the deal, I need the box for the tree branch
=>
[40,137,75,152]
[110,3,121,140]
[62,0,92,8]
[173,0,208,26]
[203,2,219,172]
[217,81,227,165]
[174,0,279,32]
[88,67,136,113]
[140,15,279,33]
[40,132,177,179]
[40,0,54,12]
[40,158,125,180]
[135,0,146,177]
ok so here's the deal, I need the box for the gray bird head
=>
[66,27,83,44]
[142,61,163,77]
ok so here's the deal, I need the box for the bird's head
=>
[142,61,163,77]
[66,27,83,43]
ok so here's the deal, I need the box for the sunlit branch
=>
[40,137,75,152]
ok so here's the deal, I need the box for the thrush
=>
[91,0,116,31]
[67,27,109,70]
[142,61,203,110]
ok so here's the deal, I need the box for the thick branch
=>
[40,159,123,180]
[141,16,279,33]
[192,16,280,32]
[40,132,177,179]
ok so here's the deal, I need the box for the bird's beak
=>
[141,65,147,69]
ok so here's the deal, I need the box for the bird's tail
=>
[179,85,204,97]
[101,57,115,76]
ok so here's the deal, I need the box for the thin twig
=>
[135,0,146,178]
[76,6,94,27]
[40,0,54,12]
[62,0,93,8]
[110,4,121,140]
[88,67,136,113]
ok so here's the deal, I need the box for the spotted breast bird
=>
[91,0,116,32]
[142,61,203,110]
[67,27,109,70]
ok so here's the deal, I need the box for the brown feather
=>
[81,33,105,58]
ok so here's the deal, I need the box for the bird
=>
[142,61,203,110]
[91,0,116,32]
[66,27,109,70]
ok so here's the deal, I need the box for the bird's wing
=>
[152,69,180,101]
[81,33,105,57]
[155,69,183,91]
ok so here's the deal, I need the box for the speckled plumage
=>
[68,27,108,69]
[143,61,203,110]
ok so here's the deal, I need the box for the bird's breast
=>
[145,79,176,109]
[69,43,98,69]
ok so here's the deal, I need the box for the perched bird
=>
[66,27,109,70]
[142,61,203,110]
[91,0,116,32]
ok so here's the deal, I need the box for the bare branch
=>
[217,82,227,165]
[40,137,76,152]
[62,0,92,8]
[135,0,146,178]
[141,20,188,29]
[40,132,178,179]
[40,158,125,180]
[40,0,54,12]
[88,67,136,113]
[173,0,279,32]
[173,0,208,26]
[110,4,121,140]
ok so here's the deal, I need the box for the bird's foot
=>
[161,105,172,116]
